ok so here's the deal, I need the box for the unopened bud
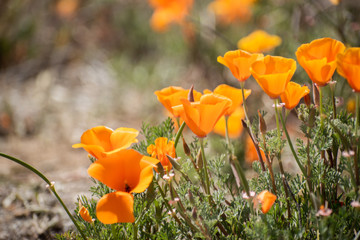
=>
[182,137,191,156]
[196,149,203,168]
[304,94,311,107]
[258,111,267,134]
[308,107,316,128]
[188,190,195,204]
[192,207,198,219]
[313,84,320,108]
[188,85,194,102]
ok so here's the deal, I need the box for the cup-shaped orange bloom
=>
[72,126,139,159]
[250,55,296,99]
[204,84,251,116]
[237,30,282,53]
[148,0,193,32]
[147,137,176,172]
[296,38,345,86]
[280,82,310,110]
[245,135,266,164]
[257,190,276,214]
[172,93,232,138]
[155,86,202,117]
[218,50,264,82]
[208,0,256,25]
[213,107,244,138]
[337,47,360,92]
[88,149,159,224]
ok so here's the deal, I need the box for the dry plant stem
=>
[0,153,88,240]
[174,121,186,148]
[199,138,211,195]
[240,82,266,171]
[261,134,277,195]
[274,99,291,218]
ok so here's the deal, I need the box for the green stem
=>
[330,85,336,119]
[0,153,87,240]
[199,138,211,195]
[174,122,186,148]
[355,93,360,188]
[319,86,324,129]
[225,117,241,189]
[133,223,137,240]
[240,82,250,124]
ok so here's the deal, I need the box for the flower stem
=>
[319,86,324,128]
[355,93,360,188]
[225,117,241,189]
[0,153,87,240]
[199,138,211,195]
[133,223,138,240]
[240,82,250,124]
[174,121,186,148]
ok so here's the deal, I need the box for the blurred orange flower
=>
[237,30,282,53]
[155,86,202,117]
[218,50,263,82]
[172,93,232,138]
[250,55,296,99]
[204,84,251,116]
[337,47,360,92]
[280,82,310,110]
[78,201,94,223]
[55,0,79,19]
[208,0,256,24]
[147,137,176,172]
[256,190,276,213]
[213,107,245,138]
[329,0,340,5]
[148,0,193,32]
[72,126,139,159]
[245,135,266,163]
[88,149,159,224]
[296,38,345,86]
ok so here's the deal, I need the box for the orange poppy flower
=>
[148,0,193,32]
[213,107,245,138]
[245,135,266,163]
[208,0,256,25]
[147,137,176,172]
[72,126,139,159]
[296,38,345,86]
[172,93,232,138]
[337,47,360,92]
[155,86,202,117]
[55,0,79,19]
[280,82,310,110]
[256,190,276,213]
[204,84,251,116]
[88,149,159,224]
[78,201,94,223]
[250,55,296,99]
[218,50,264,82]
[237,30,282,53]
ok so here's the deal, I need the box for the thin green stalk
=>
[0,153,87,240]
[225,116,241,189]
[240,82,250,124]
[355,93,360,187]
[330,84,336,119]
[199,138,211,195]
[133,223,137,240]
[174,121,186,148]
[319,86,324,128]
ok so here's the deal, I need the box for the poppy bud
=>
[183,137,191,156]
[258,111,267,134]
[304,94,311,107]
[188,85,195,102]
[313,83,320,108]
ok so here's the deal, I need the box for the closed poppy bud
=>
[78,204,94,223]
[182,137,191,156]
[218,50,263,82]
[250,55,297,99]
[296,37,345,86]
[304,93,311,107]
[258,110,267,134]
[256,190,276,214]
[237,30,282,53]
[337,47,360,92]
[280,82,310,110]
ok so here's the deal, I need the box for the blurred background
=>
[0,0,359,238]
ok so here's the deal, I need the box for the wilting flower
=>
[218,50,263,82]
[213,107,245,138]
[208,0,256,25]
[245,135,266,163]
[256,190,276,213]
[148,0,193,32]
[251,55,296,99]
[337,47,360,92]
[296,37,345,86]
[147,137,176,172]
[88,149,159,224]
[204,84,251,116]
[72,126,139,159]
[78,201,94,223]
[237,30,282,53]
[280,82,310,110]
[172,93,232,138]
[155,86,202,117]
[316,205,332,217]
